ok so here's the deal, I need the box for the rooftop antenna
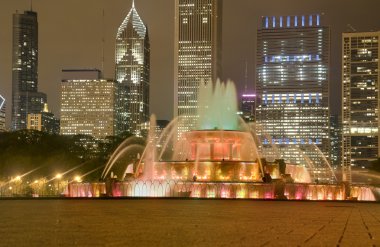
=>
[30,0,33,11]
[347,24,356,32]
[132,0,135,8]
[244,60,248,93]
[101,4,105,77]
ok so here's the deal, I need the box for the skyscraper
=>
[27,103,60,134]
[256,15,330,178]
[174,0,222,135]
[240,94,256,123]
[342,31,380,181]
[115,1,150,137]
[60,69,117,139]
[11,10,46,131]
[0,94,5,132]
[330,114,342,167]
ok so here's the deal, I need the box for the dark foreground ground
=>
[1,199,380,246]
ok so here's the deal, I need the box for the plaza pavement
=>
[0,199,380,246]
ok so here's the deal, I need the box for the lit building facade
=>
[174,0,222,135]
[115,2,150,136]
[11,10,46,131]
[27,104,59,134]
[256,14,330,176]
[330,114,342,167]
[342,31,380,178]
[60,69,117,139]
[240,94,256,123]
[0,94,5,132]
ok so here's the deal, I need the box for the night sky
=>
[0,0,379,128]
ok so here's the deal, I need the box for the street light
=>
[74,176,82,183]
[55,173,62,179]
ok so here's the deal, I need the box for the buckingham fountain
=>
[67,80,377,201]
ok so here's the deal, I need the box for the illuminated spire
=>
[116,0,146,39]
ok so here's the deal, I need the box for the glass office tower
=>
[115,2,150,136]
[174,0,222,136]
[256,14,331,182]
[342,31,380,182]
[11,10,46,130]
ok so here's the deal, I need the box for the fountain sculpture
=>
[68,80,376,201]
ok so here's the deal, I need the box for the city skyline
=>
[0,0,379,128]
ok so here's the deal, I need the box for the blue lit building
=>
[256,14,330,181]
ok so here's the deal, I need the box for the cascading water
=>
[94,79,376,201]
[197,79,238,130]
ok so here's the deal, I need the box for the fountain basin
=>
[152,161,265,182]
[179,130,256,161]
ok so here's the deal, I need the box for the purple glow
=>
[242,94,256,97]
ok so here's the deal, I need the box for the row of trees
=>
[0,130,134,182]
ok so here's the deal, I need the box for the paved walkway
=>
[0,199,380,246]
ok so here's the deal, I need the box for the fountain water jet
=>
[92,79,376,201]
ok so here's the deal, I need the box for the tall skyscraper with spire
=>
[174,0,223,135]
[115,1,150,136]
[11,10,46,131]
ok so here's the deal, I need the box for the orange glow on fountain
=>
[92,80,377,201]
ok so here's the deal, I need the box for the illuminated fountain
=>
[71,79,376,201]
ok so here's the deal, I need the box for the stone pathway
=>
[0,199,379,246]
